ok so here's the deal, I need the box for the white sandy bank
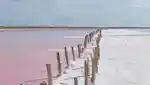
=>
[98,29,150,85]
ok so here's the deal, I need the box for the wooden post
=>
[97,45,100,60]
[97,34,101,45]
[90,33,92,42]
[96,30,102,45]
[86,34,88,47]
[93,47,96,58]
[87,58,89,75]
[97,46,100,72]
[93,47,98,73]
[90,32,94,40]
[74,77,78,85]
[40,81,47,85]
[91,57,96,85]
[95,56,98,73]
[89,33,92,42]
[99,30,102,38]
[40,82,44,85]
[95,47,99,60]
[64,46,69,68]
[87,58,91,85]
[84,35,88,48]
[95,47,98,59]
[56,52,62,76]
[96,34,101,46]
[46,64,53,85]
[77,44,81,58]
[71,46,75,61]
[96,38,99,46]
[88,34,90,43]
[88,33,90,42]
[43,81,47,85]
[96,29,100,34]
[84,60,88,85]
[87,34,89,43]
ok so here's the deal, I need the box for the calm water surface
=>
[0,29,94,85]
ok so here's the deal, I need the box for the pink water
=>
[0,29,93,85]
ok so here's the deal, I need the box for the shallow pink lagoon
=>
[0,29,94,85]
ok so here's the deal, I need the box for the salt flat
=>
[98,29,150,85]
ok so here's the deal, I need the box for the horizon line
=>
[0,26,150,30]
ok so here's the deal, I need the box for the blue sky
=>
[0,0,150,26]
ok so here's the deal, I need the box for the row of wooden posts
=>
[21,29,102,85]
[42,29,101,85]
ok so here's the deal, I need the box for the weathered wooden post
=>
[64,46,69,68]
[93,47,96,58]
[87,34,90,43]
[86,34,88,46]
[46,64,53,85]
[87,58,91,85]
[89,33,92,42]
[96,38,99,46]
[96,30,102,45]
[71,46,75,61]
[87,58,89,75]
[84,35,88,49]
[40,83,43,85]
[95,34,101,61]
[99,29,102,38]
[93,47,99,73]
[43,81,47,85]
[91,57,96,85]
[95,55,98,73]
[90,32,94,40]
[90,33,92,42]
[96,29,101,34]
[40,81,47,85]
[77,44,81,58]
[56,52,62,76]
[95,47,98,59]
[91,32,93,38]
[84,60,88,85]
[97,34,101,45]
[97,45,100,60]
[74,77,78,85]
